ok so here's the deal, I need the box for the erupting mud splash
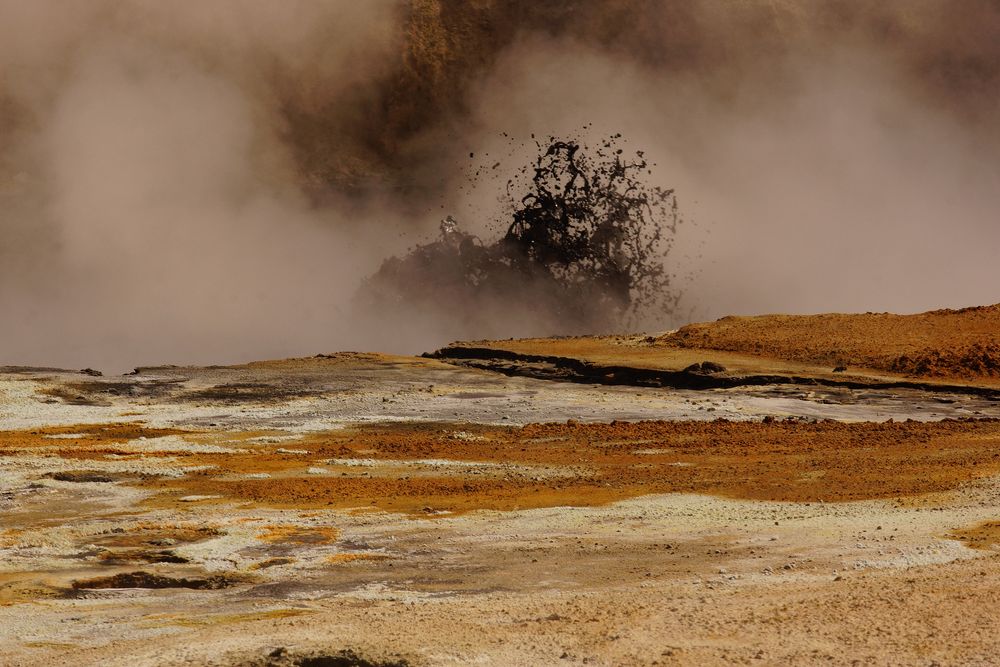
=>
[358,134,683,337]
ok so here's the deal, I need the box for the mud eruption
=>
[358,135,682,338]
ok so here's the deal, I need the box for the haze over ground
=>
[1,0,998,371]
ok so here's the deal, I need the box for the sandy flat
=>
[2,333,1000,666]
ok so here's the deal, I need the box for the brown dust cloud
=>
[1,0,998,371]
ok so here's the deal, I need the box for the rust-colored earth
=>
[948,519,1000,550]
[140,419,1000,512]
[444,304,1000,388]
[12,419,1000,515]
[665,304,1000,380]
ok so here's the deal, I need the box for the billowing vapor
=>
[1,0,998,371]
[0,0,407,371]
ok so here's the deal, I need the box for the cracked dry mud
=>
[3,336,1000,666]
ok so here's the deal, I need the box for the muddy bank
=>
[427,344,1000,398]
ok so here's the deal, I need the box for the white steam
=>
[0,0,405,371]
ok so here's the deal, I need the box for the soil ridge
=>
[427,345,1000,399]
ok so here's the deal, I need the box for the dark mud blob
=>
[70,571,243,591]
[38,378,186,405]
[254,647,411,667]
[45,470,120,483]
[357,134,682,339]
[96,549,190,565]
[181,382,324,404]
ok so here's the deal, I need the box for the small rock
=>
[149,538,177,546]
[683,361,726,375]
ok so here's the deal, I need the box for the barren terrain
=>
[434,305,1000,390]
[4,307,1000,666]
[666,305,1000,380]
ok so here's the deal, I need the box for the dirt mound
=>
[663,305,1000,380]
[889,342,1000,378]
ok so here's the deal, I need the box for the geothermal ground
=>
[3,307,1000,666]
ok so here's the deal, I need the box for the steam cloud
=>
[1,1,998,371]
[0,0,407,371]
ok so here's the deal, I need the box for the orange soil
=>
[12,420,1000,516]
[0,423,188,454]
[256,525,340,544]
[0,574,65,606]
[949,520,1000,550]
[664,304,1000,380]
[121,420,1000,514]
